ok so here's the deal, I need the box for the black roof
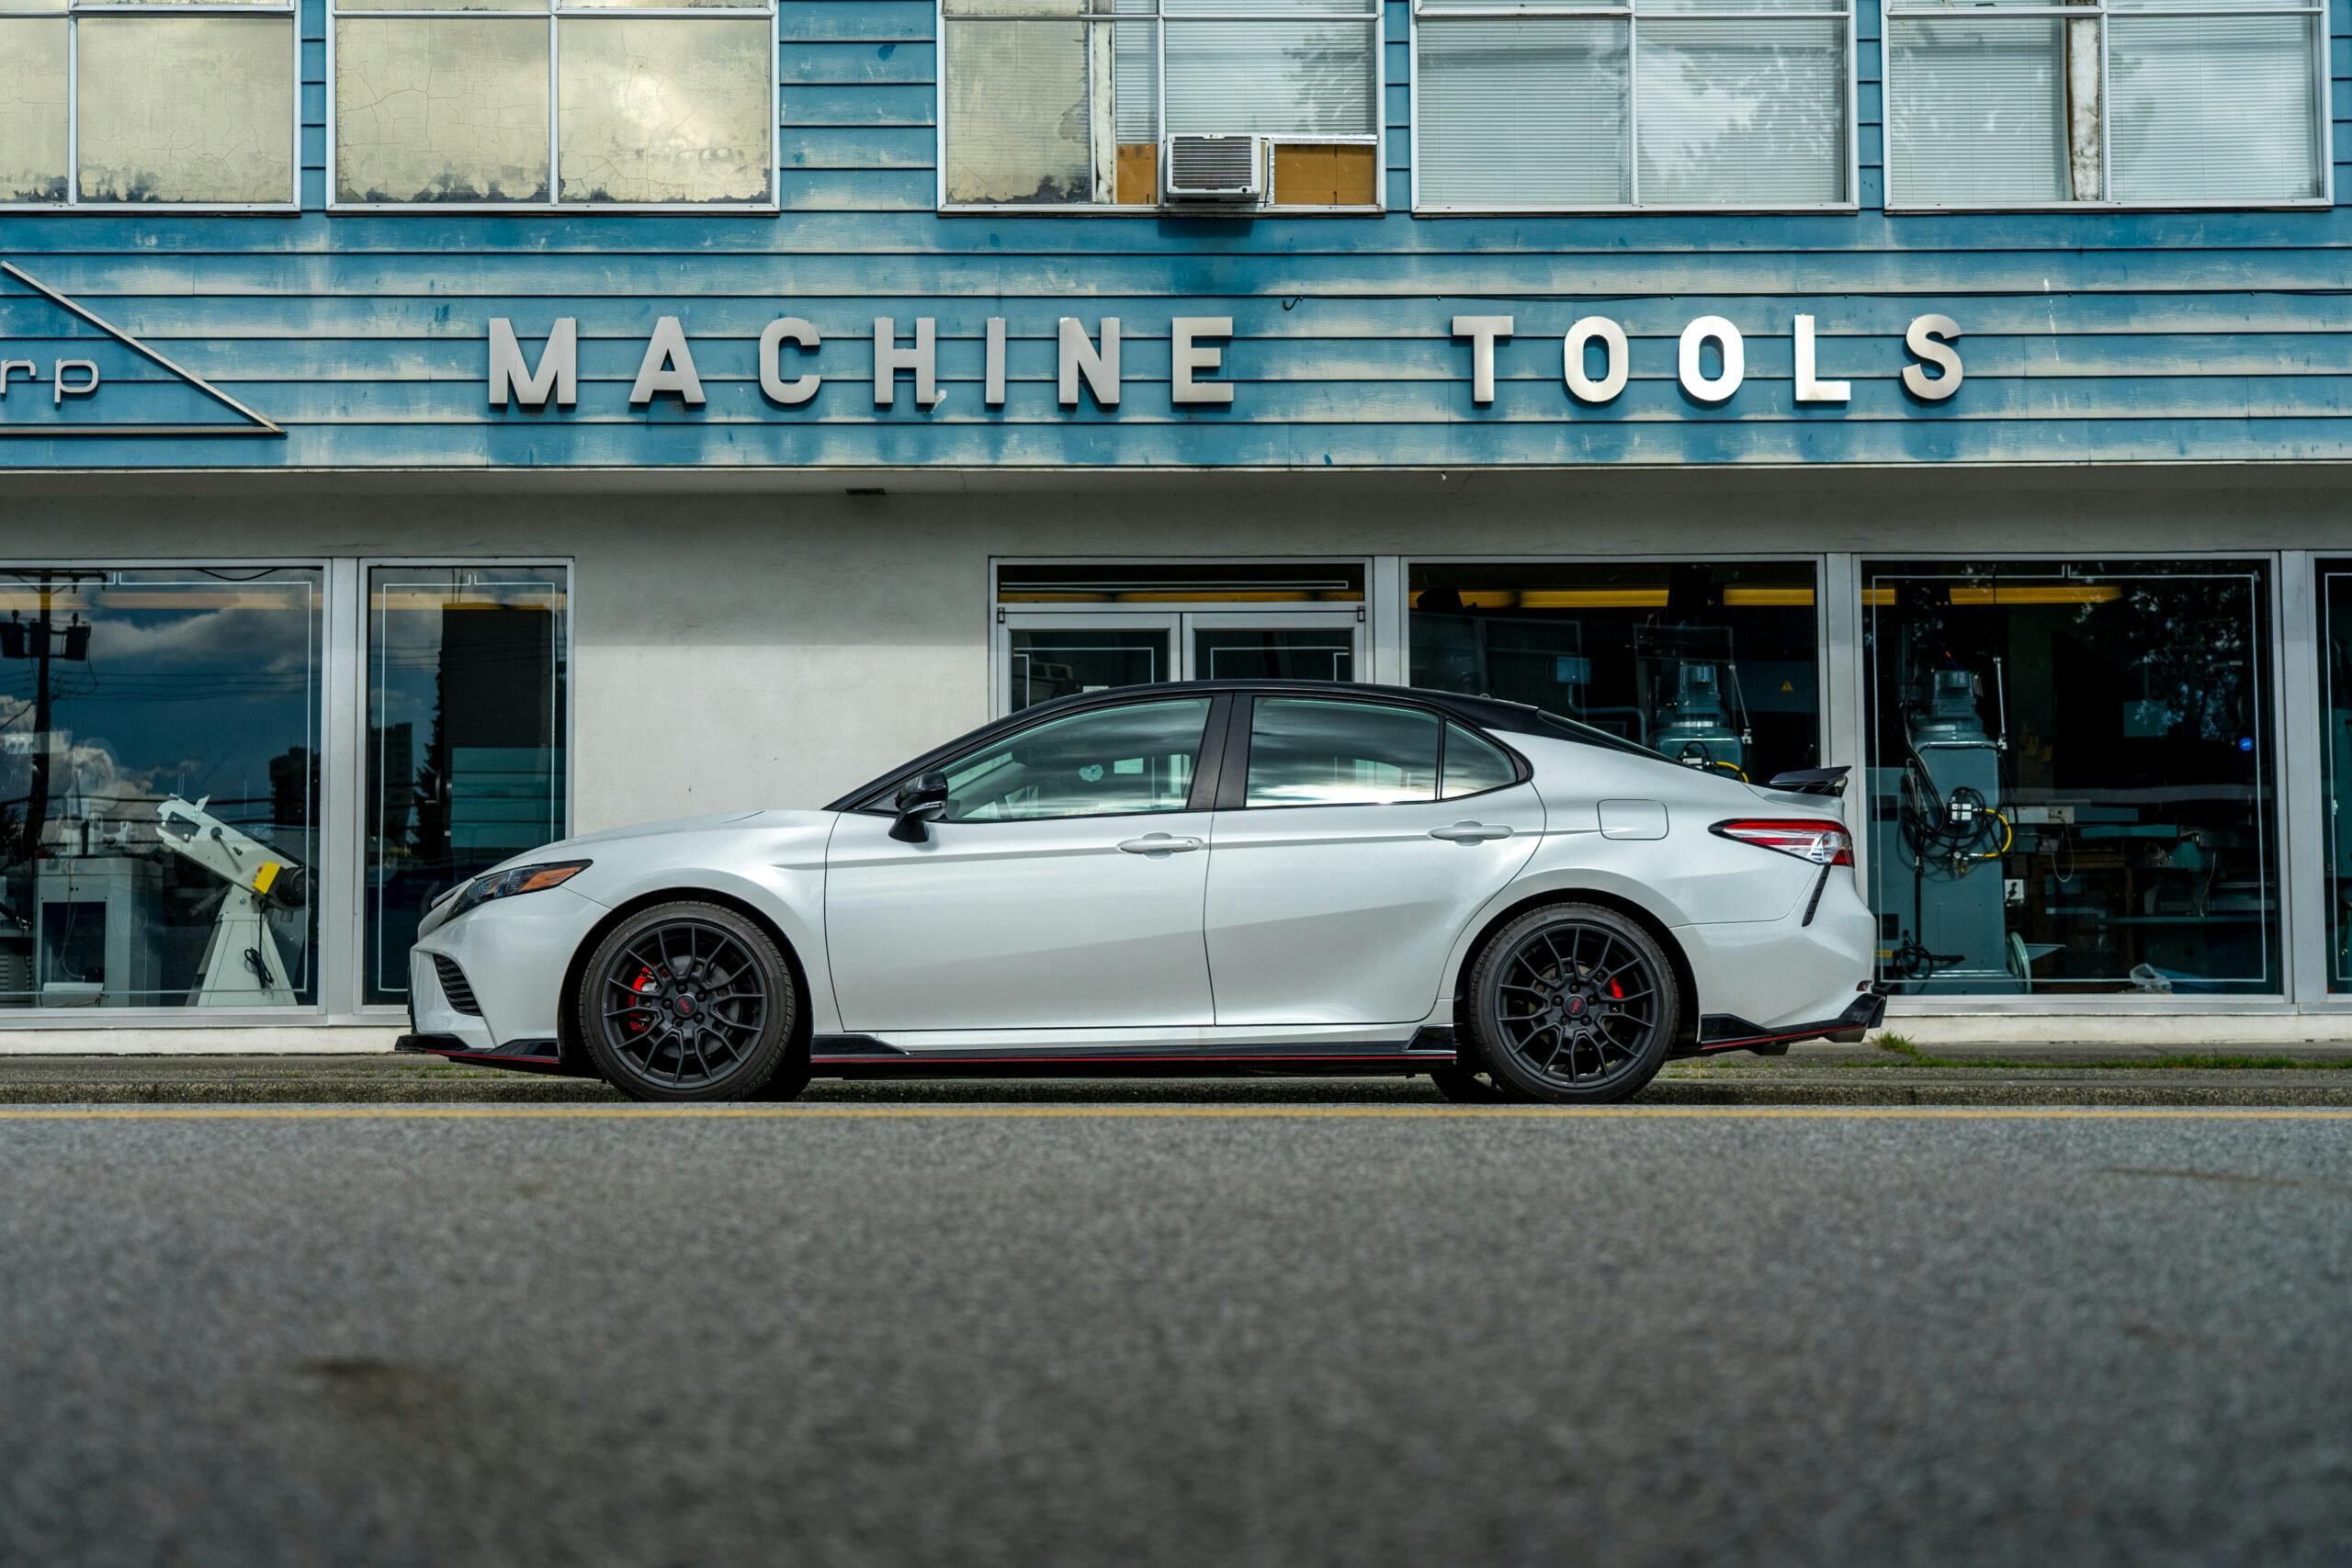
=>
[825,680,1657,811]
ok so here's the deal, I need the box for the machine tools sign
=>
[487,310,1967,415]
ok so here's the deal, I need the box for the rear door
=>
[1203,695,1545,1027]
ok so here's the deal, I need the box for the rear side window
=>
[1245,699,1439,807]
[1442,723,1516,798]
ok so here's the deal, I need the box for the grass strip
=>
[1870,1035,2352,1071]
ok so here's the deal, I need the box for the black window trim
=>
[1217,692,1531,813]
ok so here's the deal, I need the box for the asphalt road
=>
[2,1105,2348,1567]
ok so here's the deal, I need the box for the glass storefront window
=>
[2319,560,2352,992]
[1408,560,1823,784]
[1863,559,2278,997]
[366,567,567,1006]
[0,569,322,1009]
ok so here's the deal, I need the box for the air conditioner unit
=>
[1160,134,1265,204]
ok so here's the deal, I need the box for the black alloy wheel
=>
[1464,903,1679,1105]
[577,900,808,1102]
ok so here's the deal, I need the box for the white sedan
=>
[399,682,1882,1104]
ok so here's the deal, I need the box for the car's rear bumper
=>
[1692,988,1888,1054]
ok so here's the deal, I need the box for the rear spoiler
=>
[1764,765,1849,798]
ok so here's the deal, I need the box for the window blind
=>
[1415,18,1632,204]
[1886,17,2068,202]
[1160,6,1379,136]
[1635,18,1845,202]
[2108,14,2321,199]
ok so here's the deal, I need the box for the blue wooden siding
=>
[1,0,2348,468]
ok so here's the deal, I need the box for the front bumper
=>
[395,1032,570,1072]
[407,885,609,1054]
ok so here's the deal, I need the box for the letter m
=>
[488,318,579,410]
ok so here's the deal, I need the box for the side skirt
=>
[808,1032,1456,1077]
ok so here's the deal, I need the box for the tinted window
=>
[939,698,1210,823]
[1442,723,1515,798]
[1245,699,1439,808]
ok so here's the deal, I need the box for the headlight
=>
[442,860,592,921]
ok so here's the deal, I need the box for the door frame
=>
[993,607,1369,717]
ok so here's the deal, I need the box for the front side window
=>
[0,0,296,209]
[331,0,776,209]
[1245,698,1441,807]
[1864,559,2278,997]
[1884,0,2325,208]
[941,0,1381,209]
[365,567,568,1006]
[939,697,1211,821]
[0,569,322,1009]
[1411,0,1852,209]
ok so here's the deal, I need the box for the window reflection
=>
[0,570,322,1010]
[1865,560,2278,996]
[366,568,567,1006]
[1408,561,1822,784]
[2319,561,2352,992]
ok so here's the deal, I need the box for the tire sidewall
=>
[578,901,803,1103]
[1467,903,1679,1105]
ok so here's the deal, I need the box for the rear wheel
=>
[578,901,807,1103]
[1464,903,1679,1105]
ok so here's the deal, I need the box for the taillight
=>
[1712,818,1854,867]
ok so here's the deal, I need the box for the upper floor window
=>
[1409,0,1854,210]
[940,0,1382,210]
[1884,0,2327,208]
[0,0,297,209]
[328,0,777,210]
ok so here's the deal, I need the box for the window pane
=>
[77,17,293,203]
[942,17,1095,204]
[366,569,567,1007]
[1416,19,1629,205]
[0,20,68,205]
[1411,561,1821,782]
[1443,723,1515,798]
[1163,16,1376,136]
[1864,560,2278,997]
[1246,699,1439,807]
[2108,16,2321,201]
[1635,18,1844,203]
[0,570,322,1010]
[1008,627,1171,711]
[558,17,773,203]
[334,17,551,203]
[1886,18,2069,203]
[1191,626,1353,682]
[2321,561,2352,992]
[941,698,1210,822]
[335,0,541,10]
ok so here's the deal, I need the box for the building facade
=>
[1,0,2348,1044]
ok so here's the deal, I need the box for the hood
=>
[549,809,773,850]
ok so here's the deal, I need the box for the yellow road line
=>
[0,1105,2347,1122]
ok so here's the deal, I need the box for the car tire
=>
[1463,902,1679,1105]
[577,900,806,1103]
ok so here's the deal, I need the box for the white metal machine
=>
[156,795,305,1008]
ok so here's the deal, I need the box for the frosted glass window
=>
[1413,0,1850,209]
[334,18,551,202]
[941,0,1379,208]
[330,0,776,207]
[0,21,70,205]
[0,1,295,209]
[1885,0,2326,207]
[557,17,773,203]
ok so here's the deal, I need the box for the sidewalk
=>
[2,1044,2349,1106]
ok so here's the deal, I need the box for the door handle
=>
[1118,833,1204,855]
[1429,821,1513,843]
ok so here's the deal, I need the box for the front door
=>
[1204,694,1547,1026]
[825,694,1223,1032]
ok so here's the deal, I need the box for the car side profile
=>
[397,682,1883,1104]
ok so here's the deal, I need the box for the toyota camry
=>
[397,682,1883,1104]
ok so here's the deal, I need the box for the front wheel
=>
[1463,903,1679,1105]
[577,901,807,1103]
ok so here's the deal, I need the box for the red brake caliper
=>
[1610,979,1624,999]
[626,964,660,1034]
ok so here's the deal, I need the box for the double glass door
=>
[1002,611,1363,714]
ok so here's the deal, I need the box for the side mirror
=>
[888,771,951,842]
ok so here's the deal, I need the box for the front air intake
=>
[431,954,481,1016]
[1161,134,1265,203]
